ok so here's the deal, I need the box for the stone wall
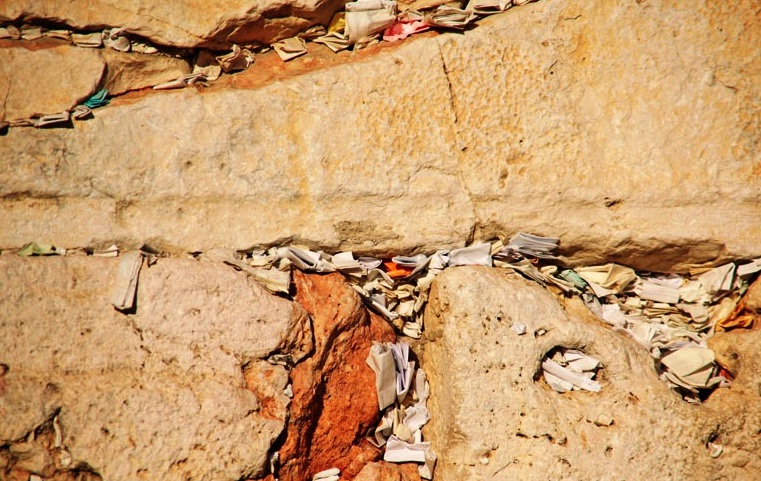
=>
[2,1,761,480]
[1,0,759,272]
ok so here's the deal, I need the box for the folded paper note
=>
[35,111,71,128]
[466,0,512,14]
[383,20,430,42]
[18,242,66,256]
[104,28,131,52]
[507,232,560,258]
[576,263,637,297]
[299,25,328,40]
[84,89,110,109]
[448,243,492,267]
[273,37,308,61]
[423,6,473,29]
[313,467,340,481]
[216,45,255,73]
[313,31,351,52]
[345,0,398,44]
[71,105,93,120]
[72,32,102,47]
[110,251,143,311]
[367,342,398,410]
[698,263,735,295]
[660,346,717,390]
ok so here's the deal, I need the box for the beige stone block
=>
[437,0,761,268]
[0,0,347,48]
[0,45,105,120]
[423,266,761,480]
[0,256,310,480]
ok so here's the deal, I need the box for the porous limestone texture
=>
[1,0,760,271]
[422,266,761,480]
[0,44,105,121]
[277,271,396,481]
[744,275,761,312]
[353,461,422,481]
[0,42,192,121]
[0,0,344,48]
[0,256,312,481]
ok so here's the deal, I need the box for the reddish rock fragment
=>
[277,271,396,481]
[352,461,423,481]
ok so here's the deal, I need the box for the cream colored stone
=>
[0,39,472,256]
[0,0,346,48]
[0,256,311,481]
[101,49,191,96]
[422,266,761,480]
[744,276,761,312]
[0,0,759,270]
[439,0,761,270]
[0,45,105,121]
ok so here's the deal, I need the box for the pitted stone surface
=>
[1,0,759,270]
[422,266,761,480]
[0,256,310,481]
[0,44,105,121]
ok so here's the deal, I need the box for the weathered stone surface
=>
[440,0,761,269]
[1,0,759,269]
[0,44,104,121]
[353,461,422,481]
[744,275,761,312]
[708,328,761,390]
[0,38,472,258]
[0,0,345,48]
[422,266,761,480]
[0,256,311,481]
[277,272,396,481]
[102,50,191,96]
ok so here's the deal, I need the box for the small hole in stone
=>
[537,346,603,394]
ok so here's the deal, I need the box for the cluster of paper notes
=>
[22,228,759,404]
[366,342,436,479]
[573,260,760,402]
[1,25,158,131]
[541,348,602,393]
[1,1,544,133]
[0,25,158,53]
[2,87,108,130]
[271,0,540,61]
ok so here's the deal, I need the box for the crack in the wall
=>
[436,38,478,245]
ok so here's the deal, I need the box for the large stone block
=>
[0,38,474,256]
[0,44,105,121]
[0,256,311,481]
[422,266,761,480]
[439,0,761,269]
[0,0,345,48]
[1,0,759,270]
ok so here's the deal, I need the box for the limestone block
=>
[0,256,311,481]
[0,0,759,271]
[0,0,346,48]
[0,45,105,121]
[422,266,761,480]
[437,0,761,269]
[0,38,474,256]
